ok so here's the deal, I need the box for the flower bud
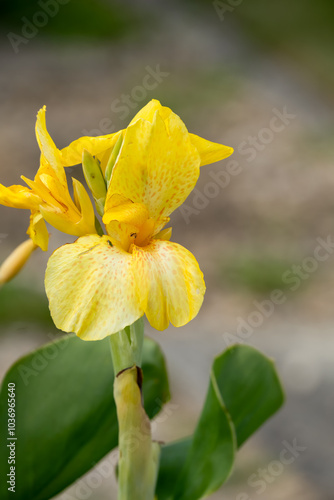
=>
[0,239,37,285]
[105,133,123,186]
[82,150,107,216]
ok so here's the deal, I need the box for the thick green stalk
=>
[109,318,144,373]
[114,366,161,500]
[110,318,160,500]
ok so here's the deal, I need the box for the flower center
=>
[131,218,156,248]
[104,198,157,252]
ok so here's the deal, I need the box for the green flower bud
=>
[105,132,123,186]
[82,150,107,216]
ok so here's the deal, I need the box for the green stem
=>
[109,318,144,374]
[110,318,160,500]
[114,366,161,500]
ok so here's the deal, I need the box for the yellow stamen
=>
[134,218,156,247]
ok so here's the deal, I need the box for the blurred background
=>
[1,0,334,498]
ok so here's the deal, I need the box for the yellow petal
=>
[153,227,172,241]
[40,179,96,237]
[0,184,41,210]
[104,195,150,249]
[103,196,150,227]
[130,100,233,166]
[34,158,68,193]
[61,131,121,167]
[0,239,37,285]
[153,217,170,235]
[105,221,135,251]
[72,178,98,234]
[189,133,234,167]
[132,240,205,330]
[36,172,75,211]
[22,174,59,209]
[27,211,49,251]
[107,111,200,220]
[129,99,172,125]
[23,158,81,216]
[45,235,143,340]
[35,107,66,184]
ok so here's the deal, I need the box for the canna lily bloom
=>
[0,107,97,252]
[1,100,233,339]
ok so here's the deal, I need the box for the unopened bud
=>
[0,239,37,285]
[105,133,123,186]
[82,150,107,216]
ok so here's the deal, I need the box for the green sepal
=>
[82,149,107,216]
[105,132,123,186]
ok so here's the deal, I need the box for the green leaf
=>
[0,334,170,500]
[156,344,284,500]
[0,284,53,327]
[211,344,284,447]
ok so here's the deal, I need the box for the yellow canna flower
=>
[0,99,233,338]
[0,107,97,253]
[58,99,233,171]
[43,100,233,339]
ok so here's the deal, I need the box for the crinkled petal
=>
[27,211,49,251]
[107,111,200,220]
[37,172,76,212]
[72,179,97,232]
[23,157,86,219]
[40,179,96,237]
[153,217,170,235]
[105,221,135,251]
[132,239,205,330]
[129,99,172,125]
[0,184,41,210]
[36,107,66,184]
[34,158,69,195]
[45,235,143,340]
[103,197,150,227]
[189,133,234,167]
[130,100,233,166]
[61,131,121,168]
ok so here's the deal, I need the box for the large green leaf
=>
[0,284,53,327]
[0,334,170,500]
[156,344,284,500]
